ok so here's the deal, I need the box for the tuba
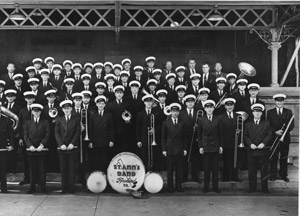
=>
[0,104,19,130]
[122,110,132,123]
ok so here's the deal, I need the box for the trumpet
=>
[188,110,204,163]
[80,108,90,163]
[122,110,132,123]
[234,111,248,168]
[147,114,157,170]
[49,107,58,118]
[215,92,227,109]
[270,114,295,160]
[142,88,160,104]
[0,104,19,131]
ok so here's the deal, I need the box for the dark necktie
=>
[189,109,192,118]
[174,119,177,125]
[255,120,259,125]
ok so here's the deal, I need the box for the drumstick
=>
[57,146,78,150]
[0,149,8,152]
[26,148,49,151]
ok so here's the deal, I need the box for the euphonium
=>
[49,107,58,118]
[0,104,19,130]
[122,110,132,123]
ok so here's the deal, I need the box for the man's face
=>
[149,84,156,91]
[228,78,236,85]
[34,63,42,70]
[202,64,210,73]
[171,109,179,118]
[200,93,208,101]
[135,71,142,77]
[95,67,103,75]
[154,73,161,80]
[177,71,185,78]
[115,91,124,100]
[144,100,153,109]
[121,76,129,83]
[124,63,131,71]
[41,74,49,81]
[158,95,166,103]
[186,100,195,109]
[191,78,200,86]
[217,83,225,90]
[167,78,175,86]
[25,97,35,105]
[114,69,121,77]
[28,71,35,78]
[238,84,246,91]
[63,106,72,115]
[106,79,114,86]
[14,79,22,87]
[177,90,185,98]
[275,99,284,108]
[204,105,214,115]
[215,63,222,72]
[53,69,61,76]
[46,95,55,103]
[85,67,92,74]
[6,95,15,103]
[30,83,38,91]
[225,104,234,112]
[96,87,105,95]
[32,110,41,118]
[82,96,90,104]
[66,83,73,90]
[7,64,15,73]
[131,86,139,94]
[96,101,106,110]
[188,60,196,69]
[253,110,262,119]
[73,98,82,107]
[83,78,90,85]
[73,68,81,75]
[47,61,54,69]
[165,61,173,70]
[249,89,259,97]
[147,61,155,68]
[0,86,4,93]
[105,66,112,73]
[65,64,71,72]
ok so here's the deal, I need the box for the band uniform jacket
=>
[232,90,250,112]
[38,81,53,95]
[186,84,202,97]
[179,108,199,146]
[244,119,272,156]
[201,73,216,91]
[0,116,15,149]
[24,118,50,148]
[18,106,32,140]
[50,75,64,92]
[161,117,187,155]
[198,115,221,153]
[89,111,115,148]
[267,108,294,144]
[219,112,238,149]
[242,98,265,121]
[55,115,80,147]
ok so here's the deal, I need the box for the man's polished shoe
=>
[176,188,184,193]
[246,189,256,193]
[213,189,220,193]
[280,176,289,182]
[19,179,30,186]
[27,189,36,194]
[202,188,209,193]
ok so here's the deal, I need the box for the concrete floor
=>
[0,191,297,216]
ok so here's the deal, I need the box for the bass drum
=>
[107,152,145,194]
[87,171,107,193]
[144,172,164,193]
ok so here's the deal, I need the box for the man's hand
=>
[193,123,198,130]
[7,146,14,151]
[162,151,167,157]
[219,147,223,154]
[257,143,265,149]
[88,143,93,149]
[137,142,142,148]
[68,144,74,150]
[199,148,204,154]
[81,124,85,132]
[109,142,114,148]
[37,144,44,152]
[275,130,283,136]
[250,144,257,150]
[60,145,67,151]
[183,150,187,156]
[19,139,23,147]
[29,145,35,152]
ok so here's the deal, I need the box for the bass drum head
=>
[144,172,163,194]
[87,171,107,193]
[107,152,145,194]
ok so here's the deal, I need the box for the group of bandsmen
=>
[0,57,294,194]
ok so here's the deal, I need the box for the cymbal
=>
[238,62,256,77]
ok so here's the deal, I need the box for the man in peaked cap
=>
[121,58,132,74]
[232,78,249,112]
[268,94,294,182]
[50,64,64,93]
[24,103,49,194]
[162,103,187,192]
[244,103,272,193]
[91,63,104,86]
[175,66,187,87]
[144,56,156,78]
[59,78,75,102]
[63,60,74,79]
[12,73,25,106]
[186,73,201,96]
[165,73,177,104]
[209,77,227,116]
[38,69,52,94]
[130,65,147,88]
[44,57,54,70]
[32,58,43,74]
[225,73,238,94]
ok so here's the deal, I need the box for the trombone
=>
[234,111,248,168]
[188,110,204,163]
[80,108,90,163]
[270,115,295,160]
[147,114,157,170]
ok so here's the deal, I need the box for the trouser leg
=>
[38,155,46,191]
[175,155,182,190]
[0,152,7,191]
[203,153,210,189]
[166,155,174,190]
[68,154,77,193]
[279,144,289,178]
[212,153,219,190]
[260,155,269,191]
[59,153,68,191]
[248,155,258,190]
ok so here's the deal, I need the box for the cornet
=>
[49,107,58,118]
[122,110,132,123]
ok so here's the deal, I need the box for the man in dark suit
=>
[50,64,64,93]
[38,69,53,95]
[244,103,272,193]
[201,62,216,91]
[184,59,199,80]
[162,103,187,192]
[129,66,147,89]
[209,77,227,116]
[59,78,75,102]
[18,91,36,186]
[242,83,265,121]
[143,56,156,80]
[180,94,201,183]
[232,79,249,112]
[219,98,241,182]
[12,74,26,107]
[91,63,104,87]
[72,63,84,92]
[165,73,177,104]
[24,104,50,194]
[55,100,80,194]
[27,78,45,105]
[0,109,15,193]
[268,94,294,182]
[186,74,201,96]
[174,85,186,110]
[225,73,238,94]
[162,60,175,83]
[198,100,222,193]
[175,66,188,87]
[62,60,74,79]
[88,95,114,171]
[195,87,210,112]
[211,62,227,79]
[0,63,16,88]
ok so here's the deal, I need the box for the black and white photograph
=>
[0,0,298,215]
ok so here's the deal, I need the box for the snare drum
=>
[144,172,163,193]
[107,152,145,194]
[87,171,107,193]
